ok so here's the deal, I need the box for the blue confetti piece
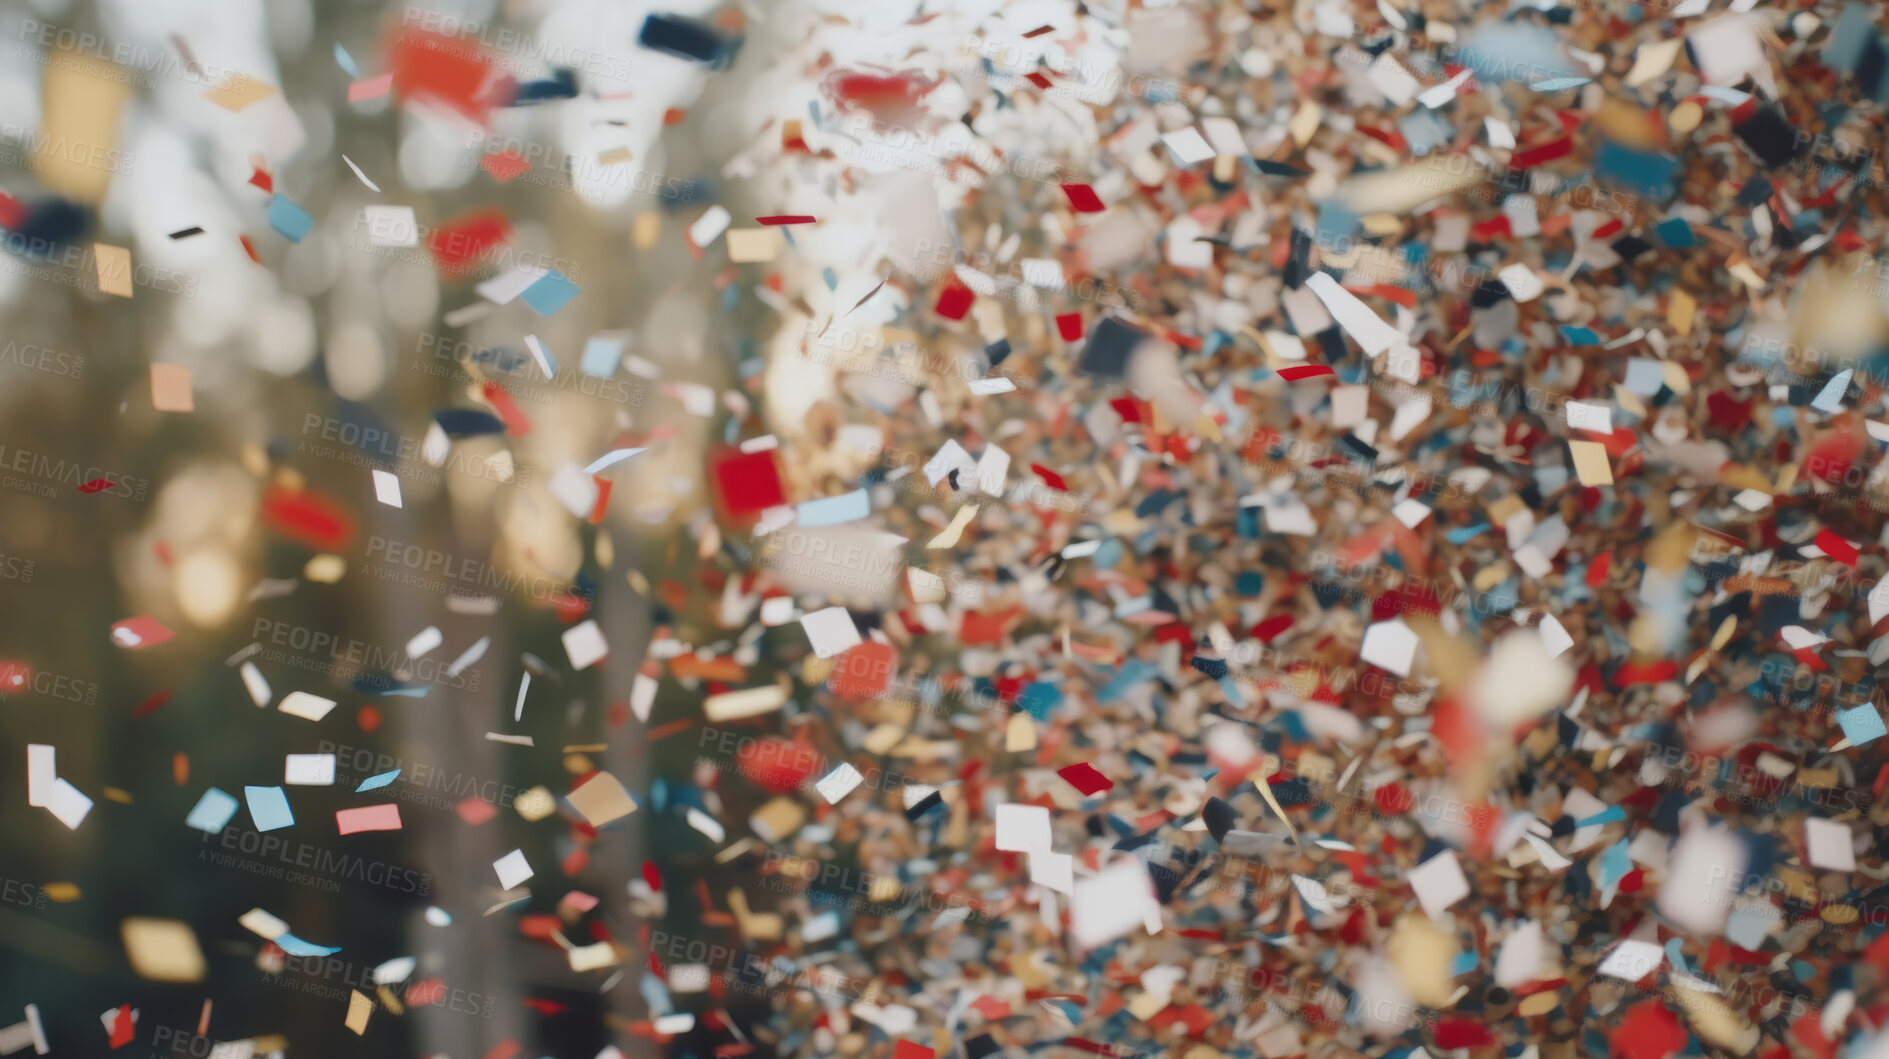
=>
[520,270,580,316]
[796,489,870,527]
[1599,837,1632,891]
[1451,950,1480,976]
[1530,77,1591,92]
[1664,938,1690,976]
[580,336,625,378]
[356,769,400,793]
[1574,806,1626,829]
[267,195,313,244]
[334,43,360,79]
[822,267,838,290]
[185,787,239,832]
[1593,140,1678,197]
[1655,217,1696,248]
[244,785,294,831]
[1839,703,1886,746]
[1446,522,1489,545]
[274,933,340,957]
[1560,325,1600,346]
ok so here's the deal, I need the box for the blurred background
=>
[0,0,1139,1052]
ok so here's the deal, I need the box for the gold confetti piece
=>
[726,228,784,263]
[150,364,194,413]
[1568,440,1614,486]
[34,48,131,204]
[202,75,279,112]
[345,990,372,1034]
[748,797,806,845]
[1288,101,1322,148]
[927,504,978,549]
[43,882,80,903]
[1386,913,1458,1008]
[303,554,347,583]
[633,212,662,249]
[597,146,635,166]
[514,786,556,821]
[376,985,404,1016]
[94,243,133,297]
[121,917,207,983]
[567,771,639,827]
[1518,992,1559,1017]
[1668,288,1696,336]
[103,788,132,804]
[1005,712,1036,752]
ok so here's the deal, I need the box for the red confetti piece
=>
[1815,528,1859,566]
[389,28,493,123]
[829,641,898,699]
[110,616,174,650]
[588,478,614,525]
[260,484,355,551]
[641,860,663,891]
[428,208,513,270]
[1275,364,1336,381]
[247,167,272,193]
[239,236,262,264]
[1057,762,1113,795]
[1056,313,1084,341]
[935,282,974,320]
[77,478,115,493]
[405,979,446,1007]
[1060,183,1106,213]
[713,449,787,514]
[456,798,498,825]
[481,150,530,182]
[132,691,171,717]
[1512,136,1573,169]
[755,215,817,225]
[108,1005,134,1049]
[479,381,533,436]
[1030,464,1069,491]
[893,1041,936,1059]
